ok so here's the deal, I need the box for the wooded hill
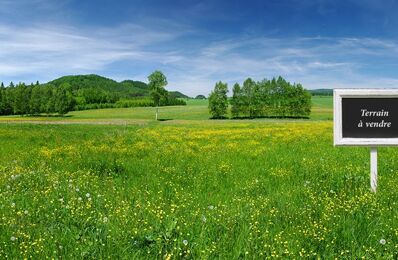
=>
[0,74,189,116]
[48,74,189,100]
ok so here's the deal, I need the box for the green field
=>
[0,96,333,123]
[3,96,398,258]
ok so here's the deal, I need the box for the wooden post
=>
[370,147,377,193]
[156,106,158,121]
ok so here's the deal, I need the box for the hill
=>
[48,74,149,98]
[47,74,189,98]
[309,88,333,96]
[169,91,190,99]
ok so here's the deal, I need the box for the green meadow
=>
[0,96,332,122]
[1,96,398,258]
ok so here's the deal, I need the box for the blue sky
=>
[1,0,398,96]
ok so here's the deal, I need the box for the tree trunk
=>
[155,106,158,120]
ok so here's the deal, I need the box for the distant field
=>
[0,96,333,123]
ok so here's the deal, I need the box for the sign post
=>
[370,147,377,193]
[334,89,398,192]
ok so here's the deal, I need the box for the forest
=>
[0,75,186,116]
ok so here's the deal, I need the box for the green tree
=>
[29,86,42,115]
[148,70,168,120]
[0,86,3,115]
[2,85,13,115]
[208,81,228,119]
[42,85,55,114]
[230,83,242,118]
[241,78,256,117]
[53,83,75,115]
[13,83,30,115]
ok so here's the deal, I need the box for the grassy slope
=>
[0,96,333,122]
[1,122,398,258]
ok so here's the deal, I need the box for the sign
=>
[334,89,398,146]
[334,89,398,193]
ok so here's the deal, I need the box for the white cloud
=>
[1,21,398,96]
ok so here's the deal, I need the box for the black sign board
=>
[342,98,398,138]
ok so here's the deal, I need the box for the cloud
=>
[0,22,184,81]
[1,20,398,96]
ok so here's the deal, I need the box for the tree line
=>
[208,76,312,119]
[0,82,75,115]
[0,72,186,116]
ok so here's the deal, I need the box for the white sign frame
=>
[334,88,398,146]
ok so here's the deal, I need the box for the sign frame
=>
[334,88,398,146]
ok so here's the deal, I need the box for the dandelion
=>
[183,239,188,246]
[24,210,28,215]
[10,236,16,241]
[59,198,64,203]
[208,205,214,210]
[11,202,15,208]
[75,188,80,192]
[78,197,82,201]
[103,217,108,223]
[201,215,207,223]
[86,193,91,198]
[380,239,386,245]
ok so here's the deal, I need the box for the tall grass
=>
[1,121,397,258]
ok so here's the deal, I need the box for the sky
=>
[1,0,398,96]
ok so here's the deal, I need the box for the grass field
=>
[0,96,333,122]
[1,120,398,258]
[2,95,398,258]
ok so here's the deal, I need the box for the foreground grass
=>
[1,121,398,258]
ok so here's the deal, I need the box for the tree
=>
[13,83,30,115]
[29,86,42,115]
[53,83,75,115]
[208,81,228,119]
[195,95,206,99]
[230,83,242,118]
[0,86,3,115]
[148,70,168,120]
[241,78,255,117]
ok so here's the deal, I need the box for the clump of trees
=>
[208,81,229,119]
[208,76,312,119]
[195,95,206,99]
[0,82,75,116]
